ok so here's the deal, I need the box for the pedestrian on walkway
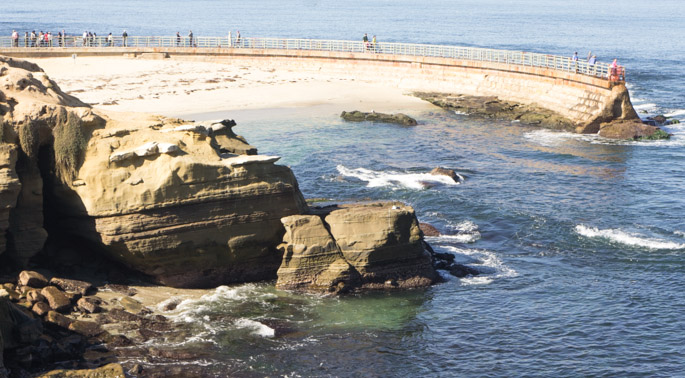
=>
[107,33,113,47]
[11,30,19,47]
[122,30,128,47]
[188,30,193,47]
[236,30,241,47]
[176,32,181,46]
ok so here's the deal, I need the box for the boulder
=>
[31,302,50,317]
[76,297,102,314]
[26,289,45,304]
[49,277,94,296]
[277,215,359,293]
[277,202,437,293]
[419,223,441,237]
[18,270,49,288]
[40,286,72,312]
[45,310,72,329]
[429,167,461,183]
[341,111,418,126]
[68,320,103,337]
[598,120,669,140]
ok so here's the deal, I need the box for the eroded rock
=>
[41,286,72,312]
[277,202,437,293]
[18,270,49,288]
[341,111,418,126]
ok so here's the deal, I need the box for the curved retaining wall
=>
[0,46,636,128]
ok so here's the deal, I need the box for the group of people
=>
[571,51,621,80]
[8,29,130,47]
[362,33,378,52]
[11,29,67,47]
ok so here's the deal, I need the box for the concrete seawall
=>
[0,46,638,131]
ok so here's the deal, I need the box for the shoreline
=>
[25,56,436,118]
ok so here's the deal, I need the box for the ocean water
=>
[4,1,685,376]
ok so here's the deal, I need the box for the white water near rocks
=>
[4,0,684,376]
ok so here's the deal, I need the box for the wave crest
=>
[575,225,685,250]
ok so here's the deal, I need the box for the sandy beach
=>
[27,56,433,117]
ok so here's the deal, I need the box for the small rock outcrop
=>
[598,119,668,140]
[277,202,437,293]
[429,167,461,183]
[340,111,418,126]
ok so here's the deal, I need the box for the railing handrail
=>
[0,35,624,82]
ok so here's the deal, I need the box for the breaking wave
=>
[441,245,518,285]
[575,225,685,250]
[336,165,461,190]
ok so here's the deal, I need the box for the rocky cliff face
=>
[1,56,308,287]
[0,56,98,266]
[277,202,437,293]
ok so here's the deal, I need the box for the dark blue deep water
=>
[3,1,685,377]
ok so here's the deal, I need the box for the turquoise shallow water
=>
[4,0,685,376]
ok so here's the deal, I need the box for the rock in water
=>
[598,119,669,140]
[277,215,360,293]
[341,111,418,126]
[429,167,461,183]
[419,222,441,237]
[277,202,437,293]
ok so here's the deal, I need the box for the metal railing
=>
[0,35,623,81]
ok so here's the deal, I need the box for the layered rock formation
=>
[340,111,418,126]
[0,56,308,287]
[277,202,437,293]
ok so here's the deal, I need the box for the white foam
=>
[665,109,685,118]
[524,128,685,148]
[633,102,658,112]
[234,318,275,338]
[453,110,468,115]
[674,231,685,238]
[523,129,595,146]
[575,225,685,250]
[442,245,518,285]
[427,220,481,243]
[336,165,460,190]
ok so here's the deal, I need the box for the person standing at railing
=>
[236,30,241,47]
[188,30,194,47]
[11,30,18,47]
[228,31,232,47]
[588,55,597,75]
[363,33,369,51]
[122,30,128,47]
[609,58,619,81]
[107,33,113,47]
[82,31,87,47]
[571,51,579,73]
[61,30,66,47]
[30,31,36,47]
[176,32,181,46]
[24,32,28,47]
[371,35,377,53]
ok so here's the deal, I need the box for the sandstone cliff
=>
[277,202,437,293]
[0,56,308,287]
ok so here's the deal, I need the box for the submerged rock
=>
[341,110,418,126]
[415,92,575,131]
[277,202,437,293]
